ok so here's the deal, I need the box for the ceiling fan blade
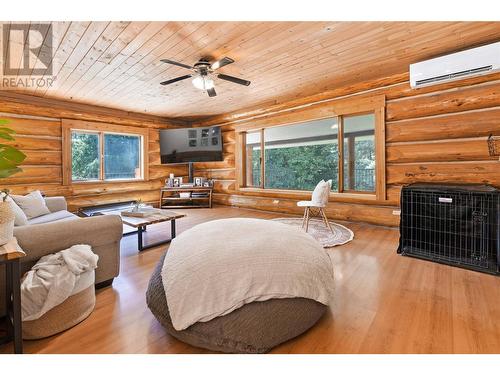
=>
[207,87,217,97]
[160,59,193,70]
[217,73,251,86]
[160,75,192,86]
[211,56,234,70]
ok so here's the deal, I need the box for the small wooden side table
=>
[0,237,25,354]
[160,187,213,209]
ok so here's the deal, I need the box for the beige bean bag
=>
[147,218,334,353]
[147,252,327,353]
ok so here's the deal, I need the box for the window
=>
[237,95,385,199]
[263,118,339,191]
[245,131,262,187]
[63,120,148,184]
[103,134,141,180]
[242,115,377,192]
[71,132,100,181]
[342,114,375,192]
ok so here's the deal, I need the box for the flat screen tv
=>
[159,126,223,164]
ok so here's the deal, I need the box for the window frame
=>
[62,119,149,185]
[235,95,386,202]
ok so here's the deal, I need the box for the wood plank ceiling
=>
[1,21,499,119]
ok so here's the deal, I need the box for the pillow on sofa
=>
[0,193,28,226]
[11,190,50,220]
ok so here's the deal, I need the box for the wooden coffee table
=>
[102,208,186,251]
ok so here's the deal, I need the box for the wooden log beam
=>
[386,107,500,143]
[0,91,185,128]
[386,80,500,121]
[387,161,500,187]
[386,138,494,163]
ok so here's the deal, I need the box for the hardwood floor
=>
[2,205,500,354]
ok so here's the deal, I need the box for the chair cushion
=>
[11,190,50,219]
[297,200,315,207]
[27,210,79,225]
[147,253,327,353]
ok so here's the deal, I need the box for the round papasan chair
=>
[146,218,335,353]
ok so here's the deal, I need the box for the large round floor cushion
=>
[147,253,327,353]
[22,285,95,340]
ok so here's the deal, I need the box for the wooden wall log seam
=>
[385,78,500,103]
[387,136,490,146]
[385,105,500,124]
[0,112,61,122]
[386,160,499,166]
[15,134,62,140]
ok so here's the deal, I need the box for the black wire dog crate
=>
[398,184,500,274]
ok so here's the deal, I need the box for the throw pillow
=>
[11,190,50,220]
[311,180,330,206]
[0,193,28,226]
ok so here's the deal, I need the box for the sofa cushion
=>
[27,210,78,225]
[1,194,28,226]
[11,190,50,219]
[147,253,327,353]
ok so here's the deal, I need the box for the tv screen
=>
[159,126,223,164]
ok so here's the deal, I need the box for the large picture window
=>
[243,116,372,192]
[63,120,148,184]
[237,95,385,199]
[262,118,339,191]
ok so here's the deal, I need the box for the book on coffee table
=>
[121,207,157,218]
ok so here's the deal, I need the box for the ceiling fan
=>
[159,56,251,97]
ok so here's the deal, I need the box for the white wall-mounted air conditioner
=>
[409,41,500,88]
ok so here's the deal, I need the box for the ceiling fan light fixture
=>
[192,75,214,90]
[159,57,249,97]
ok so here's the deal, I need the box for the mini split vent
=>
[410,41,500,88]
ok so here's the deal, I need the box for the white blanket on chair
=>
[21,244,98,321]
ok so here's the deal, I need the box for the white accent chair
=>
[297,180,333,233]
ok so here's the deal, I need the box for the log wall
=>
[193,72,500,226]
[0,93,187,212]
[2,72,499,226]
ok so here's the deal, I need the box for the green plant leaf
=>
[0,132,15,141]
[0,127,15,134]
[0,119,25,179]
[0,145,26,163]
[0,167,22,178]
[0,158,17,169]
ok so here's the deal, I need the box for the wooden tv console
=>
[160,186,213,209]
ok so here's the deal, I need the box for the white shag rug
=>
[271,218,354,248]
